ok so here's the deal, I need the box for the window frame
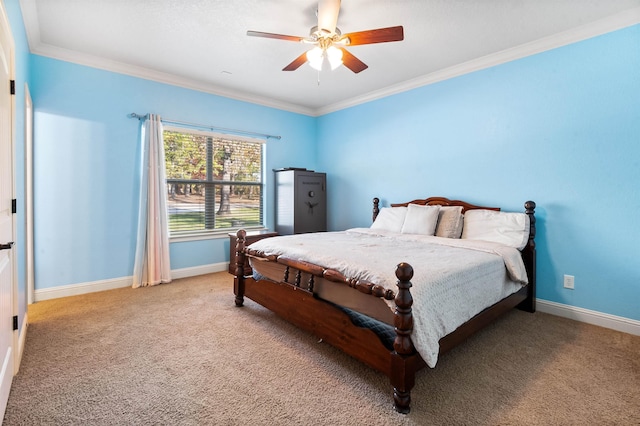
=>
[163,125,267,242]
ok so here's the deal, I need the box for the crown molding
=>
[316,7,640,116]
[19,0,640,118]
[30,43,317,116]
[18,0,314,116]
[18,0,39,52]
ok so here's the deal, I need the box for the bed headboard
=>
[372,196,500,223]
[372,196,537,311]
[391,197,501,213]
[372,197,534,241]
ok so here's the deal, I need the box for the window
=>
[163,127,264,237]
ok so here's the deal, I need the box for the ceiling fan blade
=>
[247,30,304,42]
[283,52,309,71]
[340,48,368,73]
[317,0,341,34]
[342,26,404,46]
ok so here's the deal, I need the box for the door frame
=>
[0,0,19,382]
[25,84,33,308]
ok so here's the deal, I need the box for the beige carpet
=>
[4,272,639,425]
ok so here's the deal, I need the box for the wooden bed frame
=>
[233,197,536,413]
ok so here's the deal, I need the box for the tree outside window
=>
[163,127,264,235]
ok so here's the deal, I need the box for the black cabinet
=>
[275,170,326,235]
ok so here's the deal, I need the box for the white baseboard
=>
[170,262,228,279]
[537,299,640,336]
[32,274,638,337]
[34,276,132,302]
[33,262,228,302]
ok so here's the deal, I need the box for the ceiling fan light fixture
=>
[306,46,324,71]
[326,46,343,70]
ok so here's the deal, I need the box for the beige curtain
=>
[133,114,171,287]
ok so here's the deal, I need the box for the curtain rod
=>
[128,113,281,140]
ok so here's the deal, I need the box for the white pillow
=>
[401,204,440,235]
[461,209,530,250]
[435,206,464,238]
[370,207,407,233]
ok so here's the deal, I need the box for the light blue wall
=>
[5,0,638,325]
[29,55,317,289]
[4,0,30,330]
[317,25,640,321]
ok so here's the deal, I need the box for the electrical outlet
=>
[563,274,575,290]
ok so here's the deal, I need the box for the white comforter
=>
[247,228,528,367]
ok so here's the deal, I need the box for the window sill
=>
[169,227,267,243]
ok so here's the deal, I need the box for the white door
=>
[0,7,15,417]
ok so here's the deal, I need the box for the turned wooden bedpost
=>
[391,262,415,414]
[234,229,247,307]
[372,197,380,222]
[519,201,537,313]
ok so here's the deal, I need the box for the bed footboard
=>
[233,229,424,413]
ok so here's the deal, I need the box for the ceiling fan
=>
[247,0,404,73]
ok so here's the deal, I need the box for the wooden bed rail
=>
[242,243,396,301]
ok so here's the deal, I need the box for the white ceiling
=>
[19,0,640,116]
